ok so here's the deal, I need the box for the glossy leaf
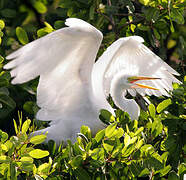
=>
[157,99,172,113]
[149,104,156,118]
[95,129,105,142]
[16,27,29,45]
[30,134,47,145]
[0,20,5,29]
[21,119,31,133]
[105,122,117,138]
[29,149,49,159]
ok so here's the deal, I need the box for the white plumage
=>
[4,18,180,144]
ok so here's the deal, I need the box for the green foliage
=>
[0,114,57,179]
[0,0,185,179]
[16,27,29,45]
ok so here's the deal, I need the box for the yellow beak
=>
[128,76,160,90]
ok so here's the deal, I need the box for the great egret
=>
[4,18,180,143]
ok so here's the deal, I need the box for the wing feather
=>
[5,18,103,122]
[98,36,180,98]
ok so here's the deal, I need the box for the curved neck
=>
[110,73,140,120]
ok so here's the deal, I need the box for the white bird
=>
[4,18,180,144]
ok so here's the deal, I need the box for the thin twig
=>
[97,11,115,27]
[107,0,120,40]
[118,17,145,31]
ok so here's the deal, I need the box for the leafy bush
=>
[0,113,57,179]
[0,0,185,179]
[0,82,185,179]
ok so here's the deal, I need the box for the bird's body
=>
[4,18,180,144]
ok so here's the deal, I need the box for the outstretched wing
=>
[4,18,103,121]
[96,36,180,98]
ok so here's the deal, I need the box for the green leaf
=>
[153,29,160,40]
[170,21,175,33]
[0,155,11,163]
[1,144,8,152]
[138,168,150,177]
[0,30,4,37]
[152,118,163,137]
[95,129,105,142]
[30,134,47,145]
[178,163,186,176]
[16,27,29,45]
[37,27,53,38]
[1,9,16,18]
[89,5,95,20]
[71,155,83,168]
[21,119,31,133]
[67,8,73,17]
[23,101,35,114]
[0,20,5,29]
[149,104,156,118]
[74,167,91,180]
[21,163,34,172]
[157,99,172,113]
[158,165,171,177]
[134,127,144,136]
[44,22,53,30]
[0,94,16,109]
[80,125,91,140]
[112,128,124,138]
[139,0,150,6]
[0,78,9,87]
[29,149,49,159]
[0,55,4,63]
[38,163,50,173]
[32,1,47,14]
[137,23,150,31]
[105,123,117,138]
[136,139,144,149]
[10,162,17,180]
[90,148,104,161]
[20,156,34,163]
[54,20,64,29]
[161,152,169,163]
[13,119,18,134]
[103,141,114,152]
[122,144,135,157]
[99,109,115,124]
[130,24,136,32]
[124,133,131,147]
[140,144,154,155]
[0,130,8,142]
[4,140,13,151]
[168,171,179,180]
[170,8,184,24]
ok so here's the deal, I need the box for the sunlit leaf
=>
[158,165,172,177]
[32,1,47,14]
[38,163,50,173]
[0,20,5,29]
[20,156,34,163]
[29,149,49,159]
[105,122,117,138]
[0,155,11,163]
[95,129,105,142]
[149,104,156,118]
[21,119,31,133]
[30,134,47,145]
[157,99,172,113]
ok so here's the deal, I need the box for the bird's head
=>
[127,76,160,90]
